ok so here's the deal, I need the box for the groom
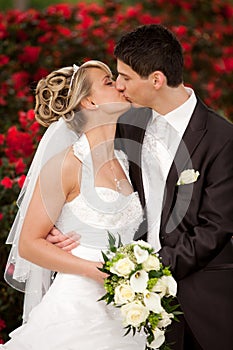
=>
[49,25,233,349]
[113,24,233,350]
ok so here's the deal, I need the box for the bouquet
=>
[99,233,181,350]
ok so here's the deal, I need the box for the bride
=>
[1,60,146,349]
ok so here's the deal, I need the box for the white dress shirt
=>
[142,87,197,251]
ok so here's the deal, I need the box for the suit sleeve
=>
[159,138,233,280]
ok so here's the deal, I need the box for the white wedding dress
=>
[1,134,146,350]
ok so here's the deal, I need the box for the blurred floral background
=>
[0,0,233,343]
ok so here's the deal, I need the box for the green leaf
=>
[107,231,116,248]
[97,293,108,302]
[148,270,163,278]
[106,294,114,304]
[101,251,109,263]
[117,233,123,248]
[123,326,132,337]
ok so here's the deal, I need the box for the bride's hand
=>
[87,261,108,285]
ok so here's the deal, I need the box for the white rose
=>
[134,245,149,264]
[143,290,164,313]
[177,169,200,185]
[130,270,149,293]
[110,257,135,277]
[148,328,165,349]
[142,254,160,271]
[152,275,177,297]
[114,284,135,305]
[121,301,149,327]
[152,279,167,297]
[157,310,174,328]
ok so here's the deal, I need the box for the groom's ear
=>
[150,71,166,90]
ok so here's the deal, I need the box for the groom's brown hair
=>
[114,24,183,87]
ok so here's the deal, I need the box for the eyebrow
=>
[102,74,112,81]
[117,71,130,78]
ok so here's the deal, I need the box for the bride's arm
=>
[18,149,106,284]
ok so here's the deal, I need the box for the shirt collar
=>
[152,87,197,135]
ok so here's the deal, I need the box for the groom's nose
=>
[115,76,125,92]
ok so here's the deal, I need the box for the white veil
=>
[4,117,79,322]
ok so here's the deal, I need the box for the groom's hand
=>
[46,227,80,253]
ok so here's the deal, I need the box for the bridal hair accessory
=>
[68,64,79,96]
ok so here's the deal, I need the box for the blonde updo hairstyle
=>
[35,60,112,133]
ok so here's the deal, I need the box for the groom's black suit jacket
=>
[115,98,233,350]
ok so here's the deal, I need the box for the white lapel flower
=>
[177,169,200,186]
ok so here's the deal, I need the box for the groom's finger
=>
[60,241,79,253]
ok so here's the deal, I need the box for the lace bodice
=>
[55,134,143,249]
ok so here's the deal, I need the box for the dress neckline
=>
[72,133,134,194]
[65,185,139,206]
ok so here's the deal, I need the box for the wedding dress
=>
[1,134,146,350]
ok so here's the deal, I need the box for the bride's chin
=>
[99,101,131,115]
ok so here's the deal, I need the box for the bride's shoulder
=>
[59,146,82,196]
[44,145,82,183]
[62,146,82,174]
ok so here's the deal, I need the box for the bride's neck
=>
[85,124,116,161]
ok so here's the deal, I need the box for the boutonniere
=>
[177,169,200,186]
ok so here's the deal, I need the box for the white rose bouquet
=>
[99,233,181,350]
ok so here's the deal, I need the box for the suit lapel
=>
[116,107,152,208]
[161,98,208,228]
[129,109,152,208]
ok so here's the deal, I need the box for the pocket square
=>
[177,169,200,185]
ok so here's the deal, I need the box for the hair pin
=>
[68,64,79,96]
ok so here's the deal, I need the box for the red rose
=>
[126,5,142,18]
[92,28,105,38]
[56,25,72,37]
[1,177,13,189]
[15,158,26,174]
[17,174,26,189]
[12,71,30,90]
[106,39,115,55]
[0,134,4,145]
[0,22,8,40]
[0,54,9,66]
[46,4,72,19]
[18,46,41,64]
[6,126,34,161]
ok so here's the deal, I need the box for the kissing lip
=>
[123,95,132,102]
